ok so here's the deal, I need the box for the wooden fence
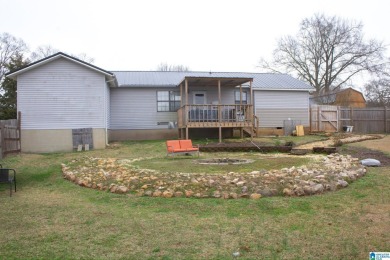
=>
[310,105,390,134]
[0,114,21,158]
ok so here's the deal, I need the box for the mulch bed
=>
[340,146,390,166]
[199,142,292,153]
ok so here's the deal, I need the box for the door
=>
[193,91,207,104]
[191,91,207,121]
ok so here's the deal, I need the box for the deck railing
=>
[177,104,253,127]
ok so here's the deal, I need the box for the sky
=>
[1,0,389,78]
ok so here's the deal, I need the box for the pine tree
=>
[0,53,29,119]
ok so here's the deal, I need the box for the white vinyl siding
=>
[187,86,251,105]
[110,88,177,129]
[254,90,310,127]
[110,86,252,130]
[17,58,107,129]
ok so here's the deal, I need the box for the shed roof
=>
[112,71,314,91]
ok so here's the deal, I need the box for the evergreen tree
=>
[0,53,29,119]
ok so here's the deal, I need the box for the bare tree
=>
[30,45,59,61]
[259,14,388,94]
[74,52,94,64]
[157,62,190,72]
[0,32,28,82]
[364,78,390,107]
[30,45,94,63]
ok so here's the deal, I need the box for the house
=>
[6,52,116,153]
[310,87,366,108]
[7,52,314,153]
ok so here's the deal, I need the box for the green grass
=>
[133,152,310,174]
[0,140,389,259]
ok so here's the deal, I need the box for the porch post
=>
[180,83,183,107]
[240,84,243,106]
[250,80,254,141]
[185,79,188,106]
[185,79,189,139]
[179,83,183,139]
[218,79,222,143]
[218,79,221,104]
[250,80,253,105]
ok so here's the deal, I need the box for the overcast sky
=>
[1,0,389,76]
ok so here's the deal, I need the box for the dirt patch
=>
[340,146,390,166]
[347,135,390,154]
[334,135,390,166]
[200,142,292,153]
[295,134,382,150]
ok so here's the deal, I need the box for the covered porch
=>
[177,76,257,142]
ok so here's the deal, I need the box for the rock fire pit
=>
[195,158,254,165]
[62,153,367,199]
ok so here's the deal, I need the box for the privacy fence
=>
[310,105,390,134]
[0,113,21,158]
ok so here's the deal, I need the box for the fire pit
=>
[195,158,254,165]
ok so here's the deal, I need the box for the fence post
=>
[18,111,21,152]
[317,106,321,131]
[350,107,354,126]
[337,106,340,132]
[385,107,388,133]
[309,106,312,133]
[0,127,4,159]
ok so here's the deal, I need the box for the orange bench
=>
[166,139,199,157]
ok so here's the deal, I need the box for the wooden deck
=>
[177,104,253,128]
[177,76,255,142]
[177,104,256,141]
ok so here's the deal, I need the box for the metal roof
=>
[7,52,114,78]
[112,71,314,90]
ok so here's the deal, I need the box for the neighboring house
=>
[7,52,314,153]
[310,87,366,108]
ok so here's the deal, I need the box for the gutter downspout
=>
[105,75,117,147]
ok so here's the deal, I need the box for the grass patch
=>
[133,153,310,173]
[0,140,389,259]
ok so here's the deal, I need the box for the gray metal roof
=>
[112,71,314,90]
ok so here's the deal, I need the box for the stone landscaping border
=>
[62,153,367,199]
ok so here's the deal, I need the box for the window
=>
[235,91,248,104]
[157,91,181,112]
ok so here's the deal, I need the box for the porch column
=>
[185,79,188,106]
[185,79,189,139]
[180,83,183,107]
[240,84,243,105]
[218,79,222,143]
[239,84,243,139]
[218,79,221,104]
[250,80,253,105]
[250,80,254,141]
[179,83,183,140]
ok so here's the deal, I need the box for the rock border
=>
[62,153,366,199]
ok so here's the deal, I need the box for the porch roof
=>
[179,76,253,88]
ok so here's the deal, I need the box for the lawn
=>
[132,153,310,174]
[0,137,389,259]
